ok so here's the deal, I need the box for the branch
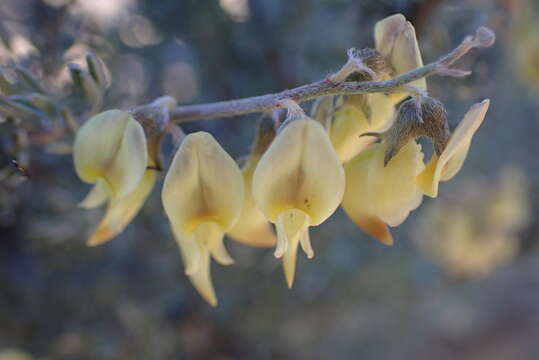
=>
[170,27,495,123]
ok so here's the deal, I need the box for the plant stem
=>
[170,27,494,123]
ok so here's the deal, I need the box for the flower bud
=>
[227,117,277,247]
[162,132,244,306]
[252,116,345,287]
[74,109,148,200]
[416,99,490,197]
[342,141,425,245]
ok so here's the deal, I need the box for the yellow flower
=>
[342,99,490,243]
[342,141,425,245]
[252,116,345,287]
[328,13,426,162]
[227,119,277,247]
[73,109,151,246]
[417,99,490,197]
[162,132,244,306]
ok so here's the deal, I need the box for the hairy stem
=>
[170,27,494,123]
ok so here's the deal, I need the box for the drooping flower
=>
[252,111,345,287]
[73,109,151,246]
[416,99,490,197]
[162,132,244,306]
[227,117,277,247]
[342,99,490,244]
[341,141,425,245]
[325,13,426,162]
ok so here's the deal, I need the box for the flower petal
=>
[187,246,218,306]
[175,228,202,276]
[193,222,234,266]
[342,141,424,243]
[227,158,276,247]
[87,169,155,246]
[275,209,311,287]
[74,110,148,199]
[252,118,345,225]
[162,132,244,237]
[353,215,394,246]
[369,142,424,226]
[391,21,426,90]
[375,14,406,58]
[78,179,110,209]
[374,14,426,94]
[417,99,490,197]
[329,104,376,162]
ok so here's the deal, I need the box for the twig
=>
[170,27,494,123]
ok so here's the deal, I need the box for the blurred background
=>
[1,0,539,359]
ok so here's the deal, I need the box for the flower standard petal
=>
[417,99,490,197]
[73,110,148,199]
[253,119,344,225]
[162,132,244,236]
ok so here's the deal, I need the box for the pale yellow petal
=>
[252,118,345,225]
[78,179,110,209]
[187,246,218,306]
[374,14,406,58]
[369,142,424,226]
[391,21,426,90]
[87,169,155,246]
[353,215,394,246]
[275,209,311,288]
[193,222,234,266]
[329,105,375,162]
[227,162,276,247]
[342,141,423,242]
[162,132,244,237]
[105,118,149,198]
[175,228,202,276]
[417,100,490,197]
[73,110,148,199]
[299,228,314,259]
[282,236,299,288]
[365,93,398,131]
[176,222,231,306]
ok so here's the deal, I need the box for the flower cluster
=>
[73,14,490,305]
